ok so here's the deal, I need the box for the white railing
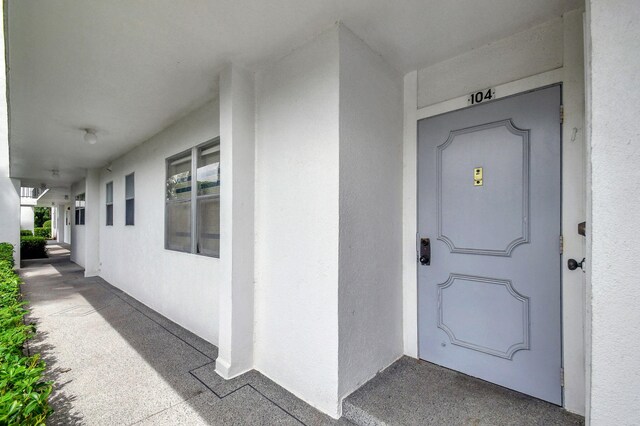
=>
[20,187,45,199]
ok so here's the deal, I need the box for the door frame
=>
[416,83,564,404]
[402,68,586,413]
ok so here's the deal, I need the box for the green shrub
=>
[0,244,53,424]
[19,237,47,260]
[19,230,33,237]
[33,208,50,229]
[32,228,49,239]
[41,221,51,229]
[0,244,13,268]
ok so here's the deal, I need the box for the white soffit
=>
[7,0,582,186]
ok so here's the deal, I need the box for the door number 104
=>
[468,88,496,105]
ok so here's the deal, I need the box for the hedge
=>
[0,243,53,425]
[41,221,51,230]
[32,228,49,239]
[19,238,47,260]
[19,231,33,238]
[0,245,12,268]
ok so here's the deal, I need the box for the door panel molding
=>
[437,273,531,360]
[436,119,530,256]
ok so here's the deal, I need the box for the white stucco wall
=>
[98,100,221,344]
[0,1,19,264]
[254,27,341,416]
[588,1,640,424]
[417,17,564,108]
[405,11,587,414]
[20,206,34,231]
[70,179,86,268]
[337,26,404,400]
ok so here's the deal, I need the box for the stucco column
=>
[0,1,20,265]
[84,168,101,277]
[216,64,256,379]
[587,1,640,424]
[0,177,20,264]
[55,204,64,242]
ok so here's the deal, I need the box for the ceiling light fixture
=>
[84,128,98,145]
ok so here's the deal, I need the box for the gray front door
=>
[417,85,562,404]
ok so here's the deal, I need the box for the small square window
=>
[75,193,86,225]
[125,173,135,226]
[106,182,113,226]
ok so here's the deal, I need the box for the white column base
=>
[214,355,251,380]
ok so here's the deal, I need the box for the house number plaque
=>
[474,167,483,186]
[468,88,496,105]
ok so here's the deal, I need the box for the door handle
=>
[420,238,431,265]
[567,258,585,271]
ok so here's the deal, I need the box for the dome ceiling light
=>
[84,128,98,145]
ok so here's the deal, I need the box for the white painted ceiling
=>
[7,0,582,187]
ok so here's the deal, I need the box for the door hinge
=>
[561,368,565,387]
[560,105,564,124]
[559,235,564,255]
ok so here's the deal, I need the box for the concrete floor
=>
[21,243,349,426]
[20,243,585,426]
[343,357,584,426]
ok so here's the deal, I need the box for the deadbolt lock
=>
[420,238,431,265]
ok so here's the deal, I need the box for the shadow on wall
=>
[23,249,218,425]
[21,247,341,425]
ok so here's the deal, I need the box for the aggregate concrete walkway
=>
[21,244,350,426]
[343,357,585,426]
[21,244,585,426]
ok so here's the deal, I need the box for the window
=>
[106,182,113,226]
[165,139,220,257]
[75,193,85,225]
[125,173,135,226]
[166,152,192,252]
[196,143,221,256]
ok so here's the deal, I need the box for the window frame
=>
[125,173,135,226]
[165,148,192,253]
[75,193,86,225]
[106,181,113,226]
[195,142,221,257]
[165,137,220,257]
